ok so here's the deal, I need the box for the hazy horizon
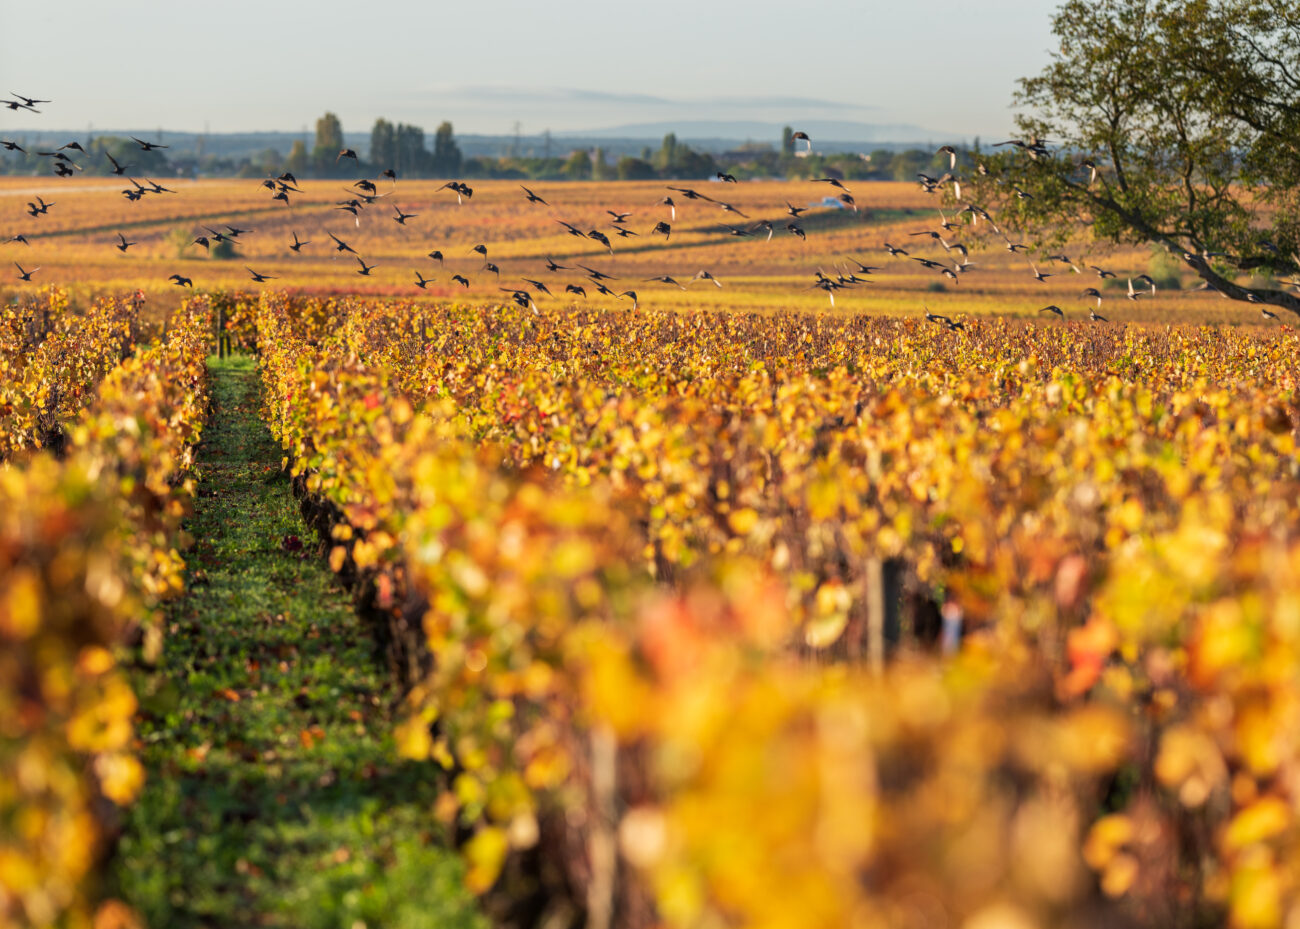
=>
[1,1,1056,140]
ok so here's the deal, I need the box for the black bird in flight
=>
[716,172,737,183]
[452,274,470,287]
[557,220,586,238]
[483,262,501,277]
[472,243,488,257]
[337,148,358,162]
[520,185,548,205]
[381,168,397,182]
[651,221,671,240]
[10,93,50,108]
[428,250,444,263]
[667,186,714,202]
[786,202,806,217]
[353,178,378,194]
[588,230,613,253]
[329,232,357,254]
[814,177,850,192]
[544,257,569,271]
[104,151,131,175]
[414,270,434,289]
[289,231,309,252]
[192,236,211,251]
[565,283,587,297]
[578,263,617,281]
[393,205,416,225]
[645,275,686,290]
[115,232,135,252]
[131,136,168,151]
[656,196,676,220]
[7,234,30,245]
[521,278,552,296]
[14,262,38,281]
[1,140,26,153]
[791,131,811,151]
[355,257,376,275]
[169,273,193,287]
[607,210,632,224]
[247,267,277,283]
[437,181,473,204]
[786,223,806,241]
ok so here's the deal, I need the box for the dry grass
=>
[0,177,1284,327]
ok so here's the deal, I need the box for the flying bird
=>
[14,262,38,281]
[115,232,135,252]
[289,231,309,252]
[130,136,169,151]
[520,185,548,204]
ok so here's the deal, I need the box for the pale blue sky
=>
[1,0,1056,138]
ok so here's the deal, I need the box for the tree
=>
[591,147,610,181]
[285,140,308,177]
[781,125,795,157]
[312,112,344,175]
[654,133,679,172]
[563,149,592,180]
[982,0,1300,318]
[616,156,655,180]
[370,118,396,171]
[431,121,462,176]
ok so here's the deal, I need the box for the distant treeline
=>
[0,112,959,183]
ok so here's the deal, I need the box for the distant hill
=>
[555,119,956,146]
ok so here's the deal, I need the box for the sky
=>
[0,0,1058,140]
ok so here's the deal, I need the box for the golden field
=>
[0,177,1282,326]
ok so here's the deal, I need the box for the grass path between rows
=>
[109,355,483,929]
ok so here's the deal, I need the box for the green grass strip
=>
[110,355,483,929]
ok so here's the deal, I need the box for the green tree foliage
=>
[284,140,308,177]
[616,156,655,180]
[431,121,462,177]
[312,112,344,175]
[370,118,396,171]
[591,147,610,181]
[978,0,1300,317]
[562,149,592,180]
